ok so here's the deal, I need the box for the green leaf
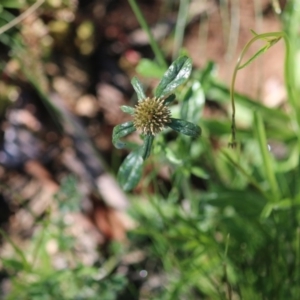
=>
[2,258,25,272]
[1,0,24,8]
[120,105,135,115]
[112,121,136,149]
[191,166,209,179]
[164,94,176,105]
[117,149,143,191]
[165,148,182,165]
[181,81,205,123]
[141,134,154,159]
[136,58,166,78]
[237,45,269,70]
[155,56,192,98]
[131,77,146,101]
[168,118,201,137]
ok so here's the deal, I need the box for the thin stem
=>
[219,0,230,52]
[128,0,167,68]
[220,149,273,202]
[31,210,51,269]
[173,0,190,60]
[223,234,232,300]
[271,0,282,14]
[229,31,286,147]
[253,111,280,201]
[0,0,45,36]
[0,228,30,271]
[296,227,300,289]
[198,1,208,60]
[225,0,240,60]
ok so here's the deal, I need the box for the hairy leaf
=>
[131,77,146,101]
[120,105,135,115]
[181,81,205,123]
[164,94,176,106]
[141,134,154,159]
[117,149,143,191]
[168,118,201,137]
[155,56,192,98]
[112,121,136,149]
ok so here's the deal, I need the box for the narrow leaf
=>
[253,111,280,200]
[141,134,154,159]
[181,81,205,123]
[131,77,146,101]
[1,0,24,8]
[168,118,201,137]
[0,228,30,271]
[164,94,176,106]
[237,46,268,70]
[155,56,192,98]
[191,166,209,179]
[112,121,136,149]
[117,149,143,191]
[2,258,25,272]
[120,105,135,115]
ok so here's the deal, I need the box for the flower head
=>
[133,97,171,135]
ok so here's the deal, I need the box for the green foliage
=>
[54,176,82,213]
[2,0,300,299]
[117,149,143,192]
[112,121,136,150]
[0,0,24,9]
[155,56,192,98]
[112,56,201,191]
[1,176,127,300]
[122,2,300,298]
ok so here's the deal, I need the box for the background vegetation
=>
[0,0,300,299]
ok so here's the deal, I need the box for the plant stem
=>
[223,234,232,300]
[0,228,30,271]
[0,0,45,36]
[226,0,239,60]
[173,0,190,60]
[128,0,167,68]
[253,111,280,201]
[229,31,297,147]
[220,149,273,202]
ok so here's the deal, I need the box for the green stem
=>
[223,234,232,300]
[220,149,273,202]
[128,0,167,68]
[253,111,280,201]
[173,0,190,60]
[229,31,297,147]
[0,228,30,271]
[296,227,300,288]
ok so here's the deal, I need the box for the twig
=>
[0,0,45,36]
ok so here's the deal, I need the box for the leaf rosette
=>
[112,56,201,191]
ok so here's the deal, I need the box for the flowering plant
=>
[112,56,201,191]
